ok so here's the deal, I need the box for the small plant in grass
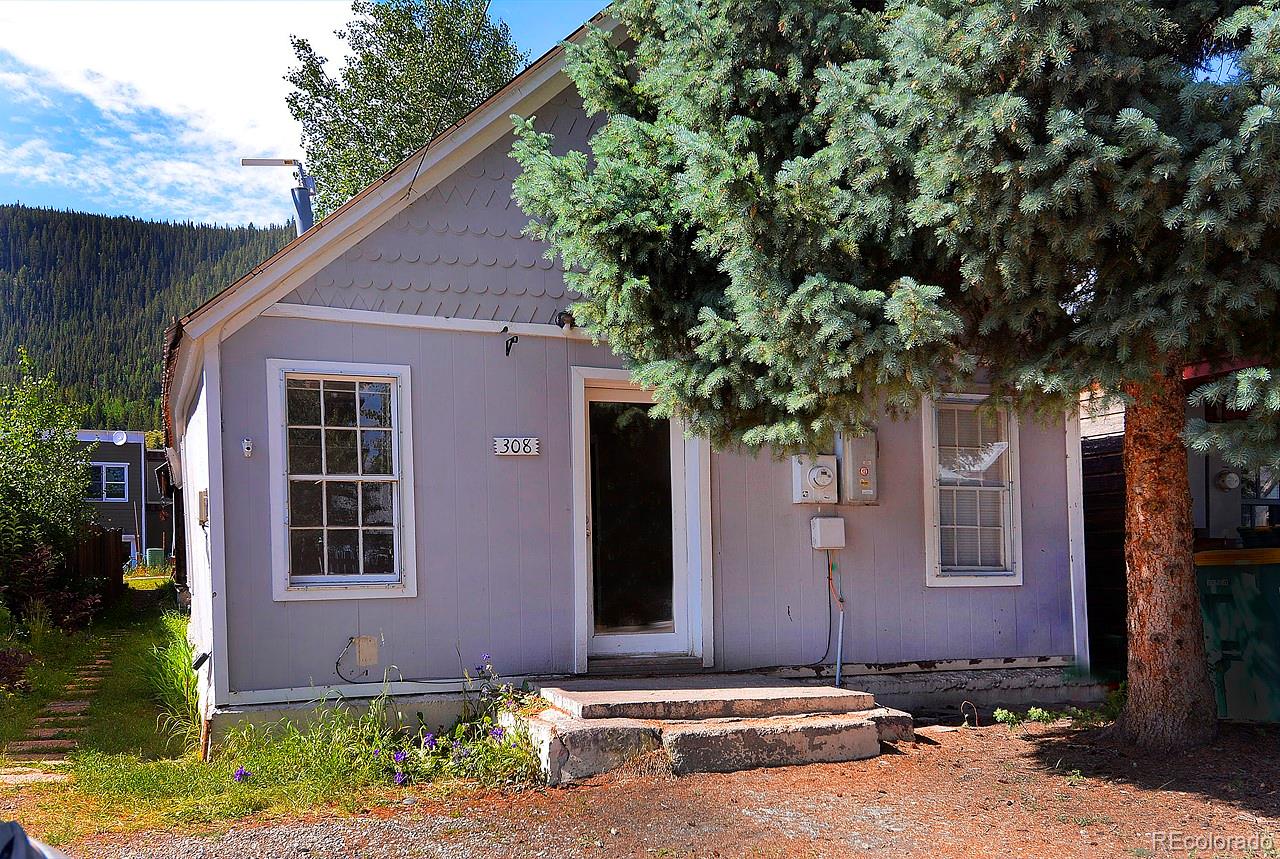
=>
[144,610,201,752]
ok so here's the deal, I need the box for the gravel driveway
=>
[66,722,1280,858]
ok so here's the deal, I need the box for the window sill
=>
[272,579,417,602]
[926,570,1023,588]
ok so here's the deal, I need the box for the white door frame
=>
[570,367,713,672]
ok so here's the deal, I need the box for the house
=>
[162,14,1093,739]
[77,429,170,562]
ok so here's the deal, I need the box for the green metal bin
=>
[1195,549,1280,722]
[145,547,166,568]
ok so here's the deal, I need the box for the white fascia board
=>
[261,303,593,340]
[165,333,207,482]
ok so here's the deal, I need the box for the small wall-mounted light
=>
[242,437,254,459]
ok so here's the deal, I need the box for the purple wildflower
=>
[475,664,486,674]
[423,732,437,750]
[372,748,380,758]
[232,766,251,783]
[394,771,407,786]
[480,652,491,663]
[489,726,505,741]
[393,750,407,764]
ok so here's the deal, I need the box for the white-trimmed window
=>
[87,463,129,502]
[923,396,1022,587]
[267,360,416,600]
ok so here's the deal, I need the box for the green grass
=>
[0,589,172,756]
[7,601,542,846]
[142,610,200,753]
[0,615,98,749]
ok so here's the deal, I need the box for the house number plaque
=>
[493,437,540,456]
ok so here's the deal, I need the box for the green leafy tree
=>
[0,349,90,574]
[513,0,1280,748]
[287,0,528,217]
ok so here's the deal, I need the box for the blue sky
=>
[0,1,603,226]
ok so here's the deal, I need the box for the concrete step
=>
[539,674,876,720]
[662,713,880,774]
[506,703,913,785]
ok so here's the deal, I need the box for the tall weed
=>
[145,610,200,752]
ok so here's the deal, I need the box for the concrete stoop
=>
[508,674,913,785]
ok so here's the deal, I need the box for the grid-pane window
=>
[285,375,399,584]
[87,464,128,501]
[935,404,1013,572]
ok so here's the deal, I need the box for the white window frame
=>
[266,359,417,601]
[922,394,1023,587]
[87,462,129,502]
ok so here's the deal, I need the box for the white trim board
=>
[569,366,713,672]
[262,303,592,340]
[921,395,1024,588]
[1064,411,1091,671]
[203,336,232,710]
[265,359,418,602]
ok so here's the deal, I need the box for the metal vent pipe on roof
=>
[240,158,316,236]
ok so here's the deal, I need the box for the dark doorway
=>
[588,400,674,634]
[1083,434,1127,680]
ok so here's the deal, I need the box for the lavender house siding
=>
[279,89,600,325]
[710,415,1074,671]
[218,314,622,692]
[219,313,1074,693]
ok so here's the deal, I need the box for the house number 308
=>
[493,437,540,456]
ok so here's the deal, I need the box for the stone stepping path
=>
[1,634,123,784]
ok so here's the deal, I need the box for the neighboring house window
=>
[267,360,416,600]
[87,463,128,502]
[923,397,1022,587]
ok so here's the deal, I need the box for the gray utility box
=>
[839,431,879,505]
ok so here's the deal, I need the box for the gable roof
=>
[163,9,616,440]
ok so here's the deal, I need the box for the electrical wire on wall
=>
[810,547,847,688]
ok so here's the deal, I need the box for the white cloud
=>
[0,0,353,223]
[0,68,52,107]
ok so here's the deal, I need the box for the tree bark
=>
[1119,372,1218,749]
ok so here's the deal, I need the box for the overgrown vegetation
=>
[144,610,201,753]
[0,351,121,631]
[18,645,543,841]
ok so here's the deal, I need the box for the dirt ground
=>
[64,721,1280,857]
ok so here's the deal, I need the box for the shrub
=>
[0,647,33,693]
[146,611,201,753]
[2,545,101,630]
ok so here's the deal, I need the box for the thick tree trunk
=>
[1118,373,1217,749]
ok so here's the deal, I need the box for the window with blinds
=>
[932,401,1017,576]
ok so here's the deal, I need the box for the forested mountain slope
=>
[0,205,292,429]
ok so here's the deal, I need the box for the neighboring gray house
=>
[78,429,166,561]
[163,16,1089,726]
